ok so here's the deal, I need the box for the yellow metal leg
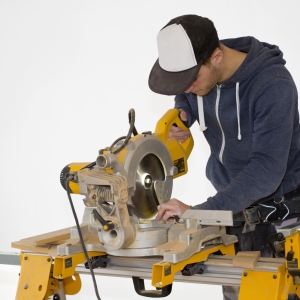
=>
[15,251,105,299]
[15,253,53,300]
[238,265,300,300]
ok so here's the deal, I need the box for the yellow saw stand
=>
[11,220,300,300]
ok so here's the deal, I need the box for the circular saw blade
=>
[131,153,165,219]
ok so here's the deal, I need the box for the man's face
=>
[185,63,221,96]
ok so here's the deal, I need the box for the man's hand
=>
[155,198,191,223]
[169,109,190,142]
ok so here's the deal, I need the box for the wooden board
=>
[11,240,57,255]
[19,227,73,246]
[11,225,88,255]
[232,251,261,269]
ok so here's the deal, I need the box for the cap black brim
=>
[148,59,201,96]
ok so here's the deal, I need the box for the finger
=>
[155,204,168,220]
[170,125,184,133]
[162,210,175,223]
[169,127,189,137]
[156,203,175,221]
[170,131,190,142]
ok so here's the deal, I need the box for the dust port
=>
[96,155,110,168]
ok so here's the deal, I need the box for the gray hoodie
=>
[174,36,300,214]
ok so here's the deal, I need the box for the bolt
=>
[24,256,28,260]
[23,284,28,289]
[47,258,51,262]
[273,275,277,279]
[243,272,248,277]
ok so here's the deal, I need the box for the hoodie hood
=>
[220,36,286,87]
[196,37,286,141]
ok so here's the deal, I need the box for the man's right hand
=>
[169,109,190,142]
[155,198,191,223]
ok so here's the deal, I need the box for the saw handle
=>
[132,277,172,297]
[154,109,193,156]
[93,209,115,231]
[154,109,194,179]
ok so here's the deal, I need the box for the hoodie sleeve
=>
[193,76,298,214]
[174,93,197,128]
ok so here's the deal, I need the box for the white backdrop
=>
[0,0,299,299]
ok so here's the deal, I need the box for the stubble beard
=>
[199,66,221,96]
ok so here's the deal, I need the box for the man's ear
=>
[211,48,223,65]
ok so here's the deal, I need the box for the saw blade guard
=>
[93,133,176,218]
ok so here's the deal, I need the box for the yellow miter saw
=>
[58,108,236,260]
[13,108,237,299]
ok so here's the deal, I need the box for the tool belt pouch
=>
[243,206,261,225]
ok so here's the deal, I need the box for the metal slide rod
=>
[0,252,20,266]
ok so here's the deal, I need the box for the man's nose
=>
[185,84,193,93]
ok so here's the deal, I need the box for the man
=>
[148,14,300,299]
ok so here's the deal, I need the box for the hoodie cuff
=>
[191,199,214,210]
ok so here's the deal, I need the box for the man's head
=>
[148,15,220,96]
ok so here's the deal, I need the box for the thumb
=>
[179,109,188,121]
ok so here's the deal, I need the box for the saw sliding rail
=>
[76,254,284,287]
[0,252,286,292]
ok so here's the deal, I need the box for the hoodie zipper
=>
[215,84,225,164]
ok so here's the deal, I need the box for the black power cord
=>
[63,108,138,298]
[79,108,138,171]
[109,108,137,154]
[66,175,101,300]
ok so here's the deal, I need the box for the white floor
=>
[0,263,223,299]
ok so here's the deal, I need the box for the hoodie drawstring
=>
[236,82,242,140]
[197,95,207,132]
[197,83,241,140]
